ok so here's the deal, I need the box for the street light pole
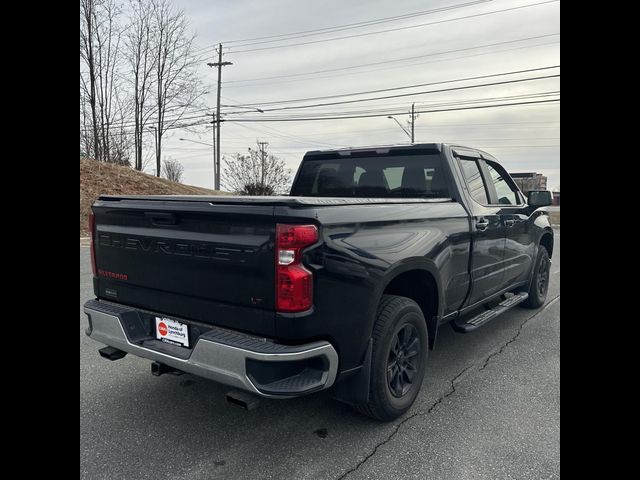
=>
[388,104,418,143]
[220,104,264,113]
[179,138,214,147]
[387,115,411,141]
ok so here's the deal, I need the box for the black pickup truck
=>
[84,143,553,421]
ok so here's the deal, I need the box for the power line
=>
[223,65,559,108]
[221,121,559,140]
[229,121,342,147]
[80,87,558,133]
[223,92,559,122]
[84,67,559,133]
[80,118,211,135]
[194,0,493,53]
[79,108,213,131]
[230,91,560,118]
[223,34,559,84]
[223,40,559,89]
[82,69,559,135]
[224,74,560,115]
[226,0,559,54]
[226,98,560,122]
[229,1,496,49]
[82,93,559,136]
[344,90,561,111]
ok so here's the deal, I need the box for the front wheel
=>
[353,295,428,421]
[521,247,551,309]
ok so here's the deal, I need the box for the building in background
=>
[552,191,560,206]
[510,172,548,195]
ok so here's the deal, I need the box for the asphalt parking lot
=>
[80,230,559,480]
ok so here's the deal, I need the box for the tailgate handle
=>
[145,212,177,226]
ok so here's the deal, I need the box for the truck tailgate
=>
[91,197,277,334]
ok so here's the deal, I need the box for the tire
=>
[521,247,551,309]
[353,295,429,421]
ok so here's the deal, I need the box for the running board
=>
[453,292,529,333]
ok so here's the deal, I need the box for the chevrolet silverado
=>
[83,143,553,421]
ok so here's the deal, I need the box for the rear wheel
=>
[353,295,428,421]
[521,247,551,308]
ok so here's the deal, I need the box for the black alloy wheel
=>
[387,324,421,398]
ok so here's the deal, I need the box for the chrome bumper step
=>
[83,299,339,398]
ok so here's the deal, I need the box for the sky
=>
[158,0,560,191]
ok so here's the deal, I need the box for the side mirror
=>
[527,190,553,208]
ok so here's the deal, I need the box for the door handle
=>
[504,219,515,227]
[475,217,489,230]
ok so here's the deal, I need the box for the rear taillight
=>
[89,212,97,276]
[275,224,318,312]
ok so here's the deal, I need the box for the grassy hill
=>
[80,157,223,236]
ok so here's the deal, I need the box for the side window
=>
[353,166,365,184]
[459,159,489,204]
[485,163,519,205]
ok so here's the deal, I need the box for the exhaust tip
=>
[226,389,261,411]
[99,346,127,361]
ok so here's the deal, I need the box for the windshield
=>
[290,152,450,198]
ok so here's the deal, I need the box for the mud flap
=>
[331,338,372,406]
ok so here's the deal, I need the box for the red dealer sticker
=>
[155,317,190,348]
[158,322,168,336]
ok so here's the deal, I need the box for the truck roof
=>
[305,142,442,155]
[304,142,497,161]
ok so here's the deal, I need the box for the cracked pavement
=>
[80,230,559,480]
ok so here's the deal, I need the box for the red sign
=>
[158,322,168,336]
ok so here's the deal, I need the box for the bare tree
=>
[162,158,184,183]
[81,0,207,170]
[151,0,206,176]
[222,141,292,195]
[110,95,135,166]
[124,0,156,170]
[80,0,129,164]
[95,0,122,163]
[80,0,101,161]
[80,86,94,158]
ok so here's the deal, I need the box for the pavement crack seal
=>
[336,365,473,480]
[479,294,560,371]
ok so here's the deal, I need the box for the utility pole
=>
[207,44,232,190]
[211,119,216,189]
[410,103,415,143]
[257,141,269,187]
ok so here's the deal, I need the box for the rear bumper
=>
[83,299,339,398]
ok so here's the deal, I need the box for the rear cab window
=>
[291,148,451,198]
